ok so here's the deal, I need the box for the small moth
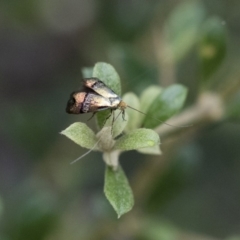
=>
[66,78,189,128]
[66,78,128,120]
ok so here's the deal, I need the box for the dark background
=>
[1,0,240,239]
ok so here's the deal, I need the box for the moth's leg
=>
[112,110,116,125]
[122,110,126,121]
[87,112,96,121]
[111,111,115,135]
[111,110,125,136]
[105,110,113,121]
[100,110,113,129]
[114,110,122,122]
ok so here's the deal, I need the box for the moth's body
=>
[66,78,127,115]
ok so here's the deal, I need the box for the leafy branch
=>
[61,62,187,217]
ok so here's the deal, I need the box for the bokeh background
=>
[1,0,240,239]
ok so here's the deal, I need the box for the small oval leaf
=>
[104,165,134,218]
[61,122,97,149]
[138,86,163,126]
[92,62,121,95]
[140,85,162,113]
[143,84,187,129]
[114,128,160,151]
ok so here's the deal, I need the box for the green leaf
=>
[104,165,134,218]
[164,1,205,61]
[114,128,160,151]
[92,62,122,129]
[61,122,97,149]
[198,17,227,80]
[122,92,141,131]
[143,84,187,128]
[140,85,163,113]
[81,67,93,78]
[138,86,162,126]
[137,144,161,155]
[92,62,121,95]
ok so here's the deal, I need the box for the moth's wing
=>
[83,78,119,98]
[83,93,112,113]
[66,90,112,114]
[66,91,86,114]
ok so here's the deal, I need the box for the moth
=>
[66,78,188,128]
[66,78,129,121]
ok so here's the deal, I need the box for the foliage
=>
[61,62,187,217]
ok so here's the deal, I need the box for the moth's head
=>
[66,92,86,114]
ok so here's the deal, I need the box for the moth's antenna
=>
[114,109,124,122]
[127,105,192,128]
[70,138,101,164]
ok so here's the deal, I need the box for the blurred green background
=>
[1,0,240,239]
